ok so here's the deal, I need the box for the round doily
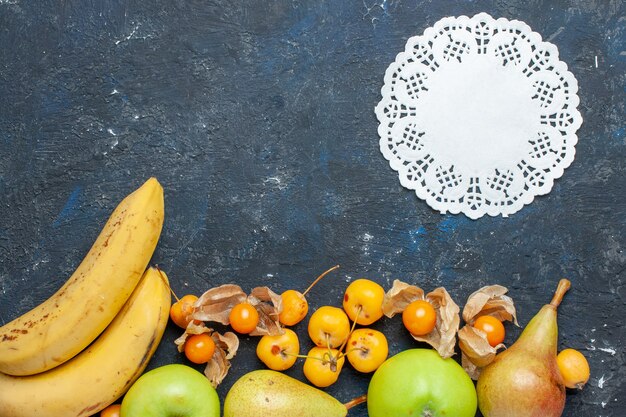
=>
[376,13,582,219]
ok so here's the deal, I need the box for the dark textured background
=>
[0,1,624,416]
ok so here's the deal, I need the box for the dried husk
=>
[382,279,460,359]
[462,285,519,325]
[461,352,481,381]
[190,284,283,336]
[382,280,425,317]
[458,325,503,367]
[247,286,284,336]
[170,284,285,387]
[173,321,240,388]
[458,284,517,379]
[191,284,247,324]
[173,321,212,351]
[458,327,503,380]
[423,287,461,359]
[204,331,240,387]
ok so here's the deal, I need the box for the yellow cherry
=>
[303,346,345,388]
[307,306,351,348]
[279,290,308,326]
[343,279,385,325]
[557,348,590,389]
[346,328,389,373]
[256,328,300,371]
[278,265,340,327]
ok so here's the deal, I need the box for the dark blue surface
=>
[1,1,624,416]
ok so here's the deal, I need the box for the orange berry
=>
[184,333,216,364]
[100,404,121,417]
[473,315,505,347]
[557,348,590,389]
[229,302,259,334]
[402,300,437,336]
[256,328,300,371]
[343,279,385,325]
[169,294,199,328]
[279,290,308,326]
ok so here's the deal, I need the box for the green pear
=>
[477,279,570,417]
[223,369,348,417]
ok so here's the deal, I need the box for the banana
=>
[0,177,164,376]
[0,266,171,417]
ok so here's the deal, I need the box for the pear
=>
[477,279,571,417]
[223,369,352,417]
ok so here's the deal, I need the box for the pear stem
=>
[303,265,340,297]
[549,278,571,308]
[343,394,367,410]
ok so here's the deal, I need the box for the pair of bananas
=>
[0,178,171,417]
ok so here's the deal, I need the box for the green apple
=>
[121,364,220,417]
[367,348,477,417]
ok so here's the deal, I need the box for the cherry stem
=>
[344,395,367,410]
[335,346,365,362]
[322,351,338,372]
[302,265,340,297]
[343,347,366,355]
[549,278,571,308]
[325,333,333,351]
[285,352,321,361]
[287,351,341,372]
[155,265,180,302]
[339,305,362,353]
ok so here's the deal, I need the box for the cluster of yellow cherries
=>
[168,266,435,387]
[262,274,390,387]
[169,266,469,388]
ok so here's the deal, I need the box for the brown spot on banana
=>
[78,402,104,417]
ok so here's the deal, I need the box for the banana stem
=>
[344,395,367,410]
[549,278,571,308]
[302,265,340,297]
[155,265,180,302]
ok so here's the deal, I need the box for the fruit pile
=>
[169,268,463,388]
[169,266,389,387]
[0,178,592,417]
[167,269,592,417]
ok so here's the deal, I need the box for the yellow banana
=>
[0,177,164,376]
[0,266,171,417]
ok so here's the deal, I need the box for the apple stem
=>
[155,264,180,302]
[302,265,340,297]
[344,395,367,410]
[549,278,571,308]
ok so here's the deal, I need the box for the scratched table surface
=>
[0,1,624,416]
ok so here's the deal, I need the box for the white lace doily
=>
[376,13,582,219]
